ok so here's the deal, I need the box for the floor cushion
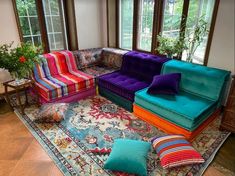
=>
[104,139,151,176]
[135,88,217,131]
[151,135,204,169]
[34,103,70,123]
[98,71,149,101]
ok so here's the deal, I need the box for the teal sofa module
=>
[134,60,230,140]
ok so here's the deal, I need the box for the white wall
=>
[0,0,20,47]
[0,0,20,82]
[74,0,108,49]
[207,0,235,73]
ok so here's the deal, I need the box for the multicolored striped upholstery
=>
[33,50,95,102]
[151,135,204,169]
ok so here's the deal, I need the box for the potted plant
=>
[0,42,43,81]
[156,34,187,59]
[184,17,208,62]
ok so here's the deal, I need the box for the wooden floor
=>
[0,100,234,176]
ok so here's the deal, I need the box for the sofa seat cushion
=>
[81,65,118,77]
[98,71,149,101]
[35,73,94,101]
[135,88,217,131]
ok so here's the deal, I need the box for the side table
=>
[3,79,39,114]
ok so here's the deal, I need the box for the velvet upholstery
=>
[162,60,230,104]
[147,73,181,95]
[134,60,230,135]
[98,86,133,112]
[98,71,149,101]
[98,51,169,108]
[121,51,169,83]
[135,88,217,131]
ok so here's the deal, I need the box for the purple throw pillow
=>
[147,73,181,95]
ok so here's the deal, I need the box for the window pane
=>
[43,0,67,51]
[182,0,215,64]
[19,17,30,35]
[54,34,64,50]
[52,16,63,33]
[119,0,134,50]
[33,36,42,46]
[16,0,42,46]
[162,0,184,38]
[137,0,154,51]
[30,17,41,35]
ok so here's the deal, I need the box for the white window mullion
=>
[48,0,56,50]
[26,7,34,45]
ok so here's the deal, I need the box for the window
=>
[14,0,68,52]
[43,0,67,50]
[182,0,216,64]
[162,0,184,38]
[117,0,219,65]
[119,0,134,50]
[15,0,42,45]
[137,0,155,51]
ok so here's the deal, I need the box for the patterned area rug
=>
[15,96,230,176]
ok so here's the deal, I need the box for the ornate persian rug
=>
[14,96,230,176]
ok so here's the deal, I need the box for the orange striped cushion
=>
[151,135,204,169]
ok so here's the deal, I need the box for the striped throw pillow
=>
[151,135,205,169]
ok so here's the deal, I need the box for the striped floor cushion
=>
[151,135,204,169]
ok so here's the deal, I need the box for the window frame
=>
[116,0,220,65]
[12,0,78,53]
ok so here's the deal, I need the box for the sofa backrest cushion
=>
[33,50,78,79]
[162,60,230,102]
[101,48,128,68]
[120,51,169,83]
[72,48,102,69]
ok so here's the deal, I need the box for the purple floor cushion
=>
[98,71,149,101]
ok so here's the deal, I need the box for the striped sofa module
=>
[33,50,95,103]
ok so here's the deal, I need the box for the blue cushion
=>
[104,139,151,176]
[162,60,230,103]
[135,88,217,131]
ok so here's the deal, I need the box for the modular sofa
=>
[33,48,127,103]
[133,60,230,141]
[33,50,96,103]
[98,51,169,111]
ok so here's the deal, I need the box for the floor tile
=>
[0,160,18,176]
[0,138,32,160]
[9,161,63,176]
[21,140,52,161]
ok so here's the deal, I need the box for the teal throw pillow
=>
[104,139,151,176]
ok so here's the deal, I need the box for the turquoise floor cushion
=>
[135,88,217,131]
[104,139,150,176]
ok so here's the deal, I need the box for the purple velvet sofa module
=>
[98,51,169,103]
